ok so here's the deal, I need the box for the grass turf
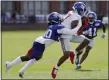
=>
[1,30,108,79]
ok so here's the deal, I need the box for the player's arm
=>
[101,22,106,39]
[57,28,76,35]
[102,23,106,33]
[58,19,82,35]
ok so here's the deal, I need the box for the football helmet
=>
[72,2,86,16]
[87,11,97,23]
[48,12,62,25]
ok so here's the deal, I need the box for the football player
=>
[51,2,90,79]
[71,11,106,69]
[5,12,77,78]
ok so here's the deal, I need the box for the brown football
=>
[71,20,79,29]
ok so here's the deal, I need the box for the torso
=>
[61,11,81,29]
[61,11,82,38]
[35,24,64,47]
[84,20,103,39]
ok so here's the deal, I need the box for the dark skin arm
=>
[102,24,106,33]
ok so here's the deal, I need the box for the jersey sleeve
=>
[97,20,104,28]
[57,28,76,35]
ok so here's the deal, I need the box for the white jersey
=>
[34,24,76,48]
[35,36,55,48]
[61,11,82,38]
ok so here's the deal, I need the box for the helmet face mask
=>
[89,17,95,23]
[88,12,97,24]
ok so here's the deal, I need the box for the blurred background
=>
[1,1,109,31]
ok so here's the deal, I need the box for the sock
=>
[55,65,59,69]
[19,58,36,73]
[77,63,81,66]
[10,56,22,66]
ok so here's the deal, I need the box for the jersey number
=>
[44,30,52,38]
[88,28,97,36]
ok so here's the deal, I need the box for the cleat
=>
[75,64,81,70]
[19,72,24,78]
[51,66,58,79]
[69,51,75,64]
[75,56,81,70]
[76,66,81,70]
[5,61,11,72]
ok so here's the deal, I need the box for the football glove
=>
[101,33,106,39]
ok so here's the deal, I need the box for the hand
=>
[83,30,89,35]
[101,33,106,39]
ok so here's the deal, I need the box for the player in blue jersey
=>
[74,11,106,69]
[5,12,76,78]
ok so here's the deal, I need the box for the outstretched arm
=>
[102,24,106,33]
[57,28,76,35]
[101,24,106,39]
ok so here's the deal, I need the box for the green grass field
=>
[1,30,108,79]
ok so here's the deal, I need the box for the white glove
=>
[101,33,106,39]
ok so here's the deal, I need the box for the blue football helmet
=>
[72,2,86,16]
[87,11,97,23]
[48,12,61,25]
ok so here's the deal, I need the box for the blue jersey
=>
[43,24,64,41]
[84,20,104,39]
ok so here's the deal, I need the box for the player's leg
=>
[19,56,43,78]
[70,35,85,64]
[19,58,36,78]
[75,38,89,53]
[76,39,93,70]
[5,54,31,72]
[51,38,71,79]
[70,37,90,65]
[74,38,90,69]
[57,38,71,66]
[75,50,83,64]
[80,46,92,64]
[19,42,45,78]
[80,40,94,64]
